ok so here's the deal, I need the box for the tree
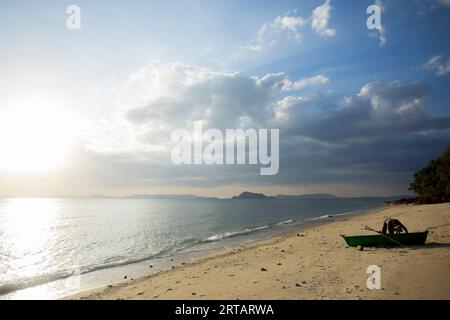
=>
[409,146,450,203]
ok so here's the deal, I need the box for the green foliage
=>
[409,146,450,202]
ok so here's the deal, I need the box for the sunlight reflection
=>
[2,198,59,281]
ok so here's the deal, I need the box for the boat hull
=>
[342,231,428,247]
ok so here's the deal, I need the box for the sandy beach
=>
[70,203,450,300]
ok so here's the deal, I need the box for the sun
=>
[0,97,79,173]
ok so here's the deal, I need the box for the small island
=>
[232,192,269,199]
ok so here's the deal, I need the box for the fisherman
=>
[381,218,408,235]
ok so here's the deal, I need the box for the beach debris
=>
[192,292,197,296]
[137,292,144,296]
[281,249,285,252]
[107,284,113,288]
[260,267,268,271]
[277,262,282,266]
[295,283,302,287]
[124,275,127,279]
[357,245,364,251]
[149,265,153,268]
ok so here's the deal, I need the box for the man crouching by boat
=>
[382,218,408,235]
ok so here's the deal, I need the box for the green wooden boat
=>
[342,231,428,247]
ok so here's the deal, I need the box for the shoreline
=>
[0,204,385,300]
[68,203,450,300]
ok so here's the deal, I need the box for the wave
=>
[202,218,297,243]
[0,270,76,296]
[203,225,270,242]
[83,238,203,274]
[334,210,360,217]
[305,214,334,221]
[0,239,203,297]
[276,219,294,226]
[305,210,361,222]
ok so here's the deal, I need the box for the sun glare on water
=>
[0,98,79,173]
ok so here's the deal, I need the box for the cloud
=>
[285,74,330,90]
[243,1,335,52]
[74,62,450,196]
[311,0,336,37]
[423,55,450,76]
[122,63,329,132]
[439,0,450,6]
[280,81,448,141]
[377,26,387,47]
[4,62,447,197]
[255,72,329,92]
[243,13,306,51]
[273,15,306,43]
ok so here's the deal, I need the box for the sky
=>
[0,0,449,198]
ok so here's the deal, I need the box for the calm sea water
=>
[0,197,386,299]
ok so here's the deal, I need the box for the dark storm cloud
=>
[73,64,450,195]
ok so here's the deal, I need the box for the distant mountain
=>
[125,194,218,200]
[276,193,339,199]
[81,194,115,199]
[232,192,270,199]
[230,192,340,200]
[79,193,395,201]
[79,194,218,200]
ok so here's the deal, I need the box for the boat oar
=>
[426,222,450,231]
[363,224,407,248]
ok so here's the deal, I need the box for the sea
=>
[0,197,388,299]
